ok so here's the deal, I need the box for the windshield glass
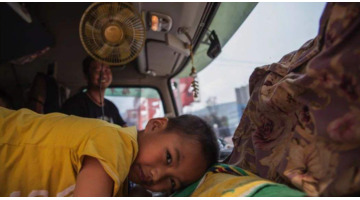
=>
[104,87,165,129]
[171,2,326,152]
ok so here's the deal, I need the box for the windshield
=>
[104,87,165,129]
[172,2,326,150]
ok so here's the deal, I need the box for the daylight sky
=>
[184,2,327,112]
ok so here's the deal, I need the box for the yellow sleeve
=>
[75,126,138,196]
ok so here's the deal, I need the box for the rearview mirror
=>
[207,30,221,59]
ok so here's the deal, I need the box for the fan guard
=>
[79,2,145,65]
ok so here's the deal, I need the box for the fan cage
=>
[79,2,146,66]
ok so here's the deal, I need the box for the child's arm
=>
[73,156,114,196]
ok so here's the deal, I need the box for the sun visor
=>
[138,40,185,77]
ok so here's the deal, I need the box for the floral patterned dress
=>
[226,3,360,196]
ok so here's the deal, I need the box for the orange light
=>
[151,15,159,31]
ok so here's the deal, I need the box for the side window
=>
[105,87,165,130]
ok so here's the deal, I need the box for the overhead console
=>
[136,2,219,77]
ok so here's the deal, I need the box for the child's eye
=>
[166,151,172,165]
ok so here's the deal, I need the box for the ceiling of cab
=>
[134,2,210,77]
[0,2,214,92]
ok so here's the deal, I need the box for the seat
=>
[26,71,69,114]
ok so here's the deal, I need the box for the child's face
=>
[128,118,208,193]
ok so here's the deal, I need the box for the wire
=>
[99,64,105,120]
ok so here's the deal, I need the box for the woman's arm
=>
[73,156,114,197]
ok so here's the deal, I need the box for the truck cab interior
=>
[0,2,228,115]
[0,2,255,160]
[0,2,359,197]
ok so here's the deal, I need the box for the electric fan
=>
[79,2,146,65]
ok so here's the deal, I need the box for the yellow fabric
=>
[191,171,274,197]
[0,107,138,197]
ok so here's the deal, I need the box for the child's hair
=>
[164,114,219,168]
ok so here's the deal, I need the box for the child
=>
[0,107,219,197]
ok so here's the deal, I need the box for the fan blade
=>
[118,40,132,60]
[121,8,135,18]
[84,21,100,39]
[96,43,113,58]
[97,17,110,27]
[110,2,119,16]
[123,26,145,48]
[96,3,111,17]
[122,26,133,40]
[113,8,135,23]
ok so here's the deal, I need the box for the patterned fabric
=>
[172,163,305,197]
[226,3,360,197]
[208,163,248,176]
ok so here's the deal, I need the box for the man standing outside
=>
[61,56,126,127]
